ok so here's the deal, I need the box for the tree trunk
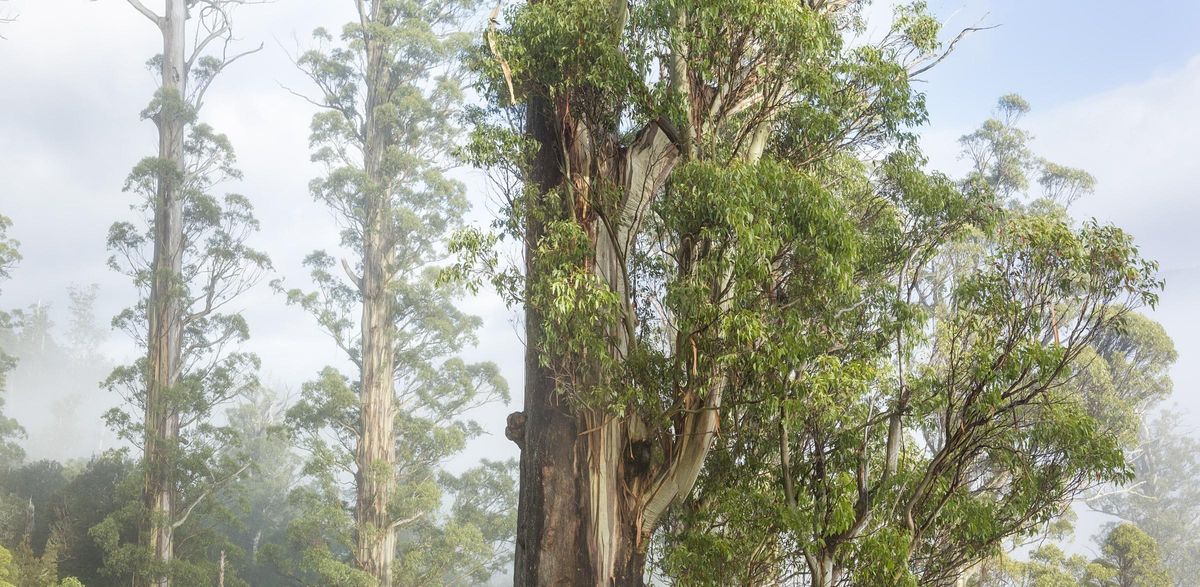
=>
[354,236,397,585]
[142,1,186,585]
[807,551,840,587]
[354,9,398,584]
[513,54,714,585]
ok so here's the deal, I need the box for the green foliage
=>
[102,39,271,585]
[1089,413,1200,585]
[0,545,14,587]
[0,215,23,471]
[0,216,18,283]
[464,0,1165,582]
[1091,523,1173,587]
[979,524,1174,587]
[278,1,514,583]
[207,389,301,586]
[654,98,1161,587]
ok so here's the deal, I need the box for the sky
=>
[1,0,1199,556]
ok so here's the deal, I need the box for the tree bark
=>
[354,6,398,583]
[142,1,186,585]
[513,51,715,586]
[807,552,840,587]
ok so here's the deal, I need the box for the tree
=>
[1,289,114,460]
[459,1,1019,583]
[104,1,269,584]
[1087,523,1173,587]
[0,215,23,471]
[210,388,299,586]
[54,453,138,587]
[278,1,511,584]
[939,96,1176,587]
[65,284,107,365]
[465,0,1167,578]
[1088,413,1200,585]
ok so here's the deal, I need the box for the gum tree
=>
[103,1,269,584]
[278,1,510,585]
[463,1,1165,583]
[458,0,963,583]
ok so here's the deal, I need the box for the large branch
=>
[614,121,679,250]
[909,24,999,78]
[172,460,252,529]
[639,376,724,535]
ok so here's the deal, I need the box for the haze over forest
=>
[1,1,1199,586]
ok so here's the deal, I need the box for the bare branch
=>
[172,460,252,529]
[187,24,230,71]
[486,3,515,104]
[341,258,363,292]
[910,23,1000,79]
[191,42,264,110]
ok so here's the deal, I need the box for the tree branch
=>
[172,460,252,529]
[910,23,999,78]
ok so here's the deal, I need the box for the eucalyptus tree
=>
[65,284,107,365]
[457,0,963,583]
[104,1,269,584]
[653,93,1163,587]
[464,2,1167,584]
[277,1,510,585]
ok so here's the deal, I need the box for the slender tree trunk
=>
[807,552,839,587]
[353,11,397,584]
[143,1,186,585]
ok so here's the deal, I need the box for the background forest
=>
[1,1,1199,586]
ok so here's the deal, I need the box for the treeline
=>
[0,1,1195,586]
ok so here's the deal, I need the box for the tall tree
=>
[465,3,1166,582]
[279,1,510,584]
[650,94,1165,587]
[210,389,298,587]
[105,1,268,584]
[461,1,980,583]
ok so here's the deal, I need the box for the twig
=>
[910,23,1000,78]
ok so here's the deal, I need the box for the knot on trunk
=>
[505,411,526,449]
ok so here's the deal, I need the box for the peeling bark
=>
[353,10,399,583]
[514,50,726,585]
[141,2,187,585]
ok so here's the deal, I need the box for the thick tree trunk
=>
[354,10,398,584]
[513,60,711,585]
[142,2,186,585]
[355,230,397,585]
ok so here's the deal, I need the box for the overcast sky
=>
[1,0,1198,550]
